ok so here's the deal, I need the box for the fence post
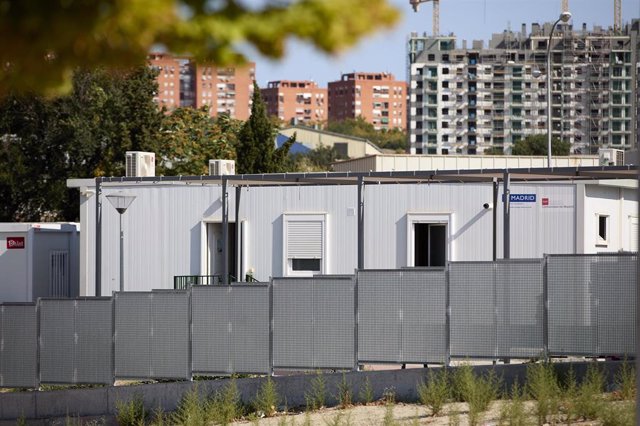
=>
[543,256,549,361]
[445,264,451,367]
[353,271,359,371]
[269,277,274,376]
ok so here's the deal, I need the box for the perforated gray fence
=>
[0,304,38,388]
[450,260,544,359]
[548,254,637,357]
[357,269,447,364]
[191,285,269,374]
[273,277,355,369]
[114,291,189,380]
[39,299,113,384]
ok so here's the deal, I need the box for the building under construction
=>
[408,19,640,155]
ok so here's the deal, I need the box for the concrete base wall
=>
[0,361,627,421]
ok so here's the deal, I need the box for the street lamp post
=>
[547,11,572,168]
[106,193,136,292]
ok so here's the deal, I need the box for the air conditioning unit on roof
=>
[209,159,236,176]
[599,148,624,166]
[126,151,155,177]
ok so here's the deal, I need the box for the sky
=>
[251,0,640,87]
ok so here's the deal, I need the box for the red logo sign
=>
[6,237,25,249]
[541,198,549,206]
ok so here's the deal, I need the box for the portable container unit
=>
[68,176,637,297]
[0,223,80,302]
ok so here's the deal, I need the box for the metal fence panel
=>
[548,256,598,355]
[149,291,190,379]
[450,263,497,358]
[39,300,75,384]
[115,293,152,378]
[595,255,636,356]
[548,254,636,356]
[495,261,544,358]
[74,299,113,384]
[357,271,402,362]
[39,299,113,385]
[401,269,447,363]
[272,279,314,368]
[191,286,230,374]
[312,278,355,369]
[0,304,38,388]
[229,286,269,373]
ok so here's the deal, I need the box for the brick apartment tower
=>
[149,53,255,120]
[261,80,328,125]
[328,72,407,130]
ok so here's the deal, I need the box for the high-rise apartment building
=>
[328,72,406,130]
[261,80,327,125]
[408,20,640,155]
[148,53,255,120]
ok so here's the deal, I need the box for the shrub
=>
[305,370,327,410]
[358,376,374,404]
[115,393,146,426]
[527,362,560,424]
[614,359,636,401]
[599,401,635,426]
[208,378,243,425]
[417,368,450,416]
[171,385,207,426]
[574,363,605,420]
[498,381,529,426]
[336,373,353,408]
[254,376,280,417]
[466,369,501,425]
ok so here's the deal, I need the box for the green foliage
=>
[208,378,244,425]
[574,363,606,420]
[498,381,530,426]
[236,83,294,174]
[614,359,636,401]
[325,117,407,151]
[171,385,208,426]
[0,1,400,94]
[0,66,162,221]
[157,107,236,175]
[288,144,347,172]
[526,362,561,425]
[417,368,450,416]
[382,401,397,426]
[253,376,280,417]
[599,401,636,426]
[305,370,327,411]
[451,364,500,425]
[115,393,146,426]
[358,377,374,404]
[511,134,571,156]
[336,373,353,408]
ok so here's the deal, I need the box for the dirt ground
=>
[231,400,602,425]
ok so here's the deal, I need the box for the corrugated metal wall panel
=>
[0,304,38,388]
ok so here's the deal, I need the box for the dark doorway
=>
[414,223,446,267]
[207,222,237,279]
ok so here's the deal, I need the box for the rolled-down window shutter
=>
[288,221,322,259]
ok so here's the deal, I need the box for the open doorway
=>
[413,223,447,267]
[206,222,237,280]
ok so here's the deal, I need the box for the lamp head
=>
[559,11,572,22]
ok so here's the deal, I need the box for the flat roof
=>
[68,165,638,189]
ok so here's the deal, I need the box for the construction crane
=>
[614,0,622,32]
[410,0,439,36]
[562,0,569,13]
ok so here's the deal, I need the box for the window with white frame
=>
[284,214,326,276]
[596,214,609,246]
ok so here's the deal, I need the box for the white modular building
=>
[0,223,80,302]
[68,167,637,297]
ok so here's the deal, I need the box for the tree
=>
[0,66,163,221]
[326,117,407,151]
[511,134,571,156]
[236,83,294,174]
[287,144,348,172]
[157,107,235,176]
[0,0,399,94]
